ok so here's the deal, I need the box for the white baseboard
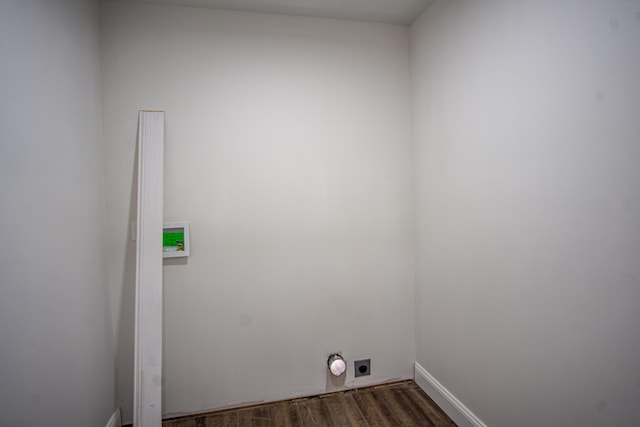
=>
[106,407,121,427]
[414,363,487,427]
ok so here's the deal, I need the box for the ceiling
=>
[113,0,433,25]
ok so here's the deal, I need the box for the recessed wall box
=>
[162,222,190,258]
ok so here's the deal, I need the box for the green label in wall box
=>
[163,231,185,250]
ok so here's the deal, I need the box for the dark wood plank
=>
[404,383,457,426]
[238,405,270,427]
[162,381,456,427]
[352,389,398,426]
[318,393,368,426]
[268,401,302,427]
[335,393,370,426]
[294,397,332,426]
[376,385,435,426]
[204,409,239,426]
[163,418,196,427]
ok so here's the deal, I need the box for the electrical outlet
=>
[354,359,370,377]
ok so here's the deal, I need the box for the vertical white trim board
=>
[414,363,488,427]
[134,111,165,427]
[106,408,122,427]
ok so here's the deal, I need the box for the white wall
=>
[411,1,640,426]
[0,1,115,426]
[100,2,415,421]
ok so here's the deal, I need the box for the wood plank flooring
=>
[162,381,457,427]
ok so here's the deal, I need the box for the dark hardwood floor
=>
[162,380,457,427]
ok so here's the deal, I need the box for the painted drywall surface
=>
[0,1,115,426]
[110,0,432,25]
[411,1,640,426]
[101,2,415,421]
